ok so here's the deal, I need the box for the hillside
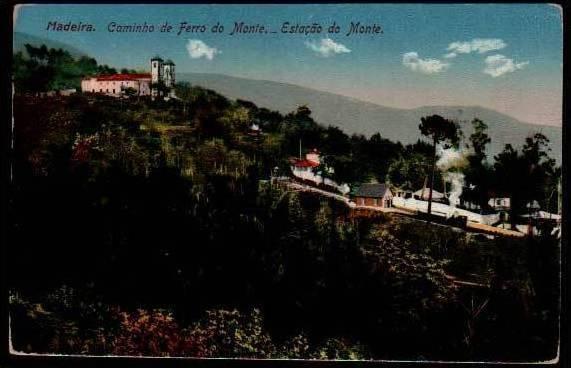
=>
[13,32,87,59]
[179,73,562,164]
[10,33,561,163]
[11,91,559,360]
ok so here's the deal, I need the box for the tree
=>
[493,133,556,224]
[186,87,231,138]
[387,153,430,191]
[97,64,117,75]
[13,44,117,93]
[120,68,137,74]
[469,118,491,162]
[282,105,321,157]
[317,154,361,185]
[464,118,492,208]
[14,44,56,93]
[366,133,403,183]
[174,82,194,117]
[521,133,557,213]
[76,56,99,76]
[418,115,460,216]
[320,126,351,156]
[315,200,335,251]
[122,86,138,98]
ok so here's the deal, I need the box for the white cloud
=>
[402,52,449,74]
[446,38,506,57]
[305,38,351,57]
[483,54,529,77]
[186,39,220,60]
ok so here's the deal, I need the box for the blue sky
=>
[14,4,563,126]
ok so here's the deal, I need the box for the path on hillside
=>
[279,179,411,215]
[280,179,497,289]
[278,178,525,238]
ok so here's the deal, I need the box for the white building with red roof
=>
[290,149,350,194]
[290,148,321,180]
[80,56,175,98]
[81,73,151,96]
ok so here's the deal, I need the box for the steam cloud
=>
[436,146,468,208]
[444,172,465,208]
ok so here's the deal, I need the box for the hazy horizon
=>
[14,4,563,127]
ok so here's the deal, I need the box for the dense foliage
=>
[13,44,137,93]
[8,48,560,361]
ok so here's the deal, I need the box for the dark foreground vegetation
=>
[8,45,560,361]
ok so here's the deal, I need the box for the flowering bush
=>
[313,337,370,360]
[71,132,100,162]
[10,290,371,359]
[186,308,275,358]
[111,308,207,357]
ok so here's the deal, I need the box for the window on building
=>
[113,89,116,93]
[100,89,102,92]
[106,89,109,93]
[92,89,94,92]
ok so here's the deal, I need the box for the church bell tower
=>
[150,56,163,97]
[163,59,176,98]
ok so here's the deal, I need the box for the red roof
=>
[92,73,151,81]
[291,159,319,168]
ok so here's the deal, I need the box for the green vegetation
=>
[8,47,560,361]
[418,114,461,215]
[13,44,136,93]
[494,134,560,219]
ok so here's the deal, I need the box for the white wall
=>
[81,78,151,96]
[138,80,151,96]
[291,166,349,194]
[393,197,500,225]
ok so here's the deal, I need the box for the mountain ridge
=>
[12,32,562,163]
[178,72,562,164]
[181,72,548,128]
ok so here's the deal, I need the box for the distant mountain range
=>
[179,72,562,164]
[12,32,562,164]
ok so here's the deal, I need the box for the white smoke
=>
[444,171,465,207]
[436,146,468,208]
[436,146,467,172]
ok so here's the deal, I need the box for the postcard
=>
[8,3,563,363]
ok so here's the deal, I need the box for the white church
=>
[81,56,176,98]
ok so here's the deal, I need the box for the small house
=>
[247,123,263,140]
[289,149,350,194]
[488,197,511,210]
[289,149,320,180]
[413,188,446,202]
[353,183,393,208]
[393,187,413,199]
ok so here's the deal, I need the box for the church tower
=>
[150,56,163,97]
[163,59,176,98]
